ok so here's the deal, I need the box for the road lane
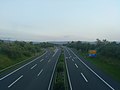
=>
[0,47,61,90]
[63,47,120,90]
[64,50,73,90]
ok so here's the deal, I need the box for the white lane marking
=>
[8,75,23,88]
[31,64,37,69]
[81,73,88,82]
[69,48,115,90]
[0,51,47,81]
[48,59,51,63]
[37,69,43,76]
[75,64,78,68]
[72,59,74,62]
[64,51,73,90]
[40,59,44,62]
[48,49,60,90]
[52,49,58,57]
[66,48,70,56]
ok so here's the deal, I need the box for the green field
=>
[80,52,120,82]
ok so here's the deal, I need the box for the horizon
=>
[1,39,120,43]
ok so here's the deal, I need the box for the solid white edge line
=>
[81,73,88,82]
[0,51,47,81]
[48,49,60,90]
[31,64,37,69]
[64,48,73,90]
[69,48,115,90]
[37,69,43,76]
[75,64,78,68]
[8,75,23,88]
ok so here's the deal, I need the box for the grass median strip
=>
[52,50,69,90]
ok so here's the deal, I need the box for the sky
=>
[0,0,120,41]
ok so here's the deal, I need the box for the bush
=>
[57,62,64,73]
[66,39,120,60]
[0,40,53,60]
[54,80,65,90]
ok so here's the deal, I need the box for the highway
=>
[0,48,61,90]
[63,47,120,90]
[0,46,120,90]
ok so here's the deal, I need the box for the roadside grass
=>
[80,52,120,82]
[0,54,28,70]
[0,50,45,73]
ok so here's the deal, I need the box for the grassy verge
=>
[53,50,69,90]
[80,52,120,82]
[0,50,45,73]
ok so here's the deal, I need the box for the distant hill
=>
[49,41,69,45]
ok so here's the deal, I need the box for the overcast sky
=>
[0,0,120,41]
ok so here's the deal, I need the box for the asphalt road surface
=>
[0,48,61,90]
[0,46,120,90]
[63,46,120,90]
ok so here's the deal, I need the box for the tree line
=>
[0,40,54,59]
[65,39,120,60]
